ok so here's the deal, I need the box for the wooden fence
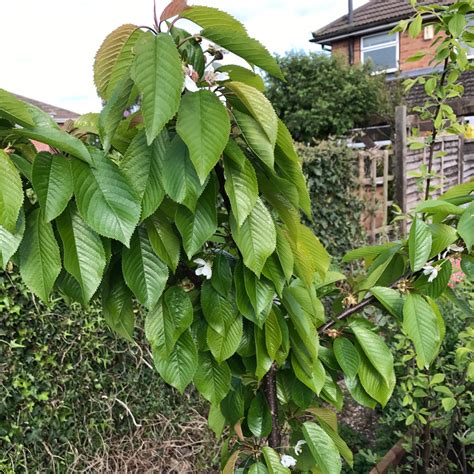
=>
[357,106,474,239]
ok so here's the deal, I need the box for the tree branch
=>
[263,363,281,448]
[318,275,408,335]
[424,57,450,201]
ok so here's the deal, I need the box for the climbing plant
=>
[0,1,472,472]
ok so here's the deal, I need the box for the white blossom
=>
[447,244,464,253]
[193,258,212,279]
[204,69,230,85]
[184,65,199,92]
[423,263,441,283]
[280,454,297,468]
[294,440,306,456]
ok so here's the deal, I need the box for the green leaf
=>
[458,202,474,251]
[333,338,360,379]
[0,88,35,127]
[344,376,376,409]
[283,286,319,361]
[230,197,276,276]
[302,421,342,474]
[223,141,258,227]
[265,309,283,360]
[461,255,474,281]
[248,392,272,438]
[99,75,135,153]
[122,226,168,309]
[93,24,139,100]
[442,397,457,411]
[145,210,181,272]
[255,326,273,381]
[72,151,141,246]
[428,223,457,259]
[56,203,106,303]
[415,199,463,216]
[408,14,423,38]
[357,351,395,407]
[227,82,278,145]
[223,450,241,474]
[175,177,218,259]
[13,127,92,164]
[249,462,269,474]
[351,321,394,387]
[370,286,404,319]
[233,109,275,170]
[276,227,294,282]
[201,281,236,335]
[19,209,61,302]
[177,90,230,183]
[403,293,441,369]
[201,28,284,80]
[0,210,25,269]
[102,263,135,340]
[145,286,193,356]
[211,253,233,297]
[217,64,265,91]
[315,418,353,467]
[342,243,399,263]
[131,33,183,144]
[194,352,231,405]
[10,153,32,182]
[153,330,198,393]
[261,447,290,474]
[448,12,465,37]
[244,267,274,317]
[32,152,73,223]
[171,26,206,78]
[179,6,247,33]
[208,403,226,437]
[160,136,207,211]
[121,129,168,220]
[208,315,243,363]
[284,223,330,286]
[409,217,432,272]
[0,150,23,232]
[414,259,452,299]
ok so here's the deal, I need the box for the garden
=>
[0,0,473,473]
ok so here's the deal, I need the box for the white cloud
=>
[0,0,367,114]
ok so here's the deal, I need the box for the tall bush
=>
[265,53,393,143]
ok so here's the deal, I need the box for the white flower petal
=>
[294,440,306,456]
[185,75,199,92]
[280,455,297,468]
[448,244,464,253]
[215,72,230,82]
[193,258,207,266]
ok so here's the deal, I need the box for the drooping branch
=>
[318,275,409,335]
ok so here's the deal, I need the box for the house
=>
[310,0,474,121]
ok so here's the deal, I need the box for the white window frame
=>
[361,31,399,73]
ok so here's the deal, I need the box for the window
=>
[361,31,399,72]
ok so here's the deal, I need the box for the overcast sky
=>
[1,0,367,114]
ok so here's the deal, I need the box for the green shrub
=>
[299,141,365,257]
[0,272,218,472]
[266,52,393,143]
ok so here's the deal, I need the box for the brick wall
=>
[331,38,361,64]
[330,28,441,72]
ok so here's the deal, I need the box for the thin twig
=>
[424,57,450,201]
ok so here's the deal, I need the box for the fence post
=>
[395,105,407,234]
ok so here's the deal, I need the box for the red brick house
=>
[311,0,474,118]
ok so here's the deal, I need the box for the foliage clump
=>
[265,53,393,143]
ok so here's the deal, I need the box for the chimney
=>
[348,0,354,24]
